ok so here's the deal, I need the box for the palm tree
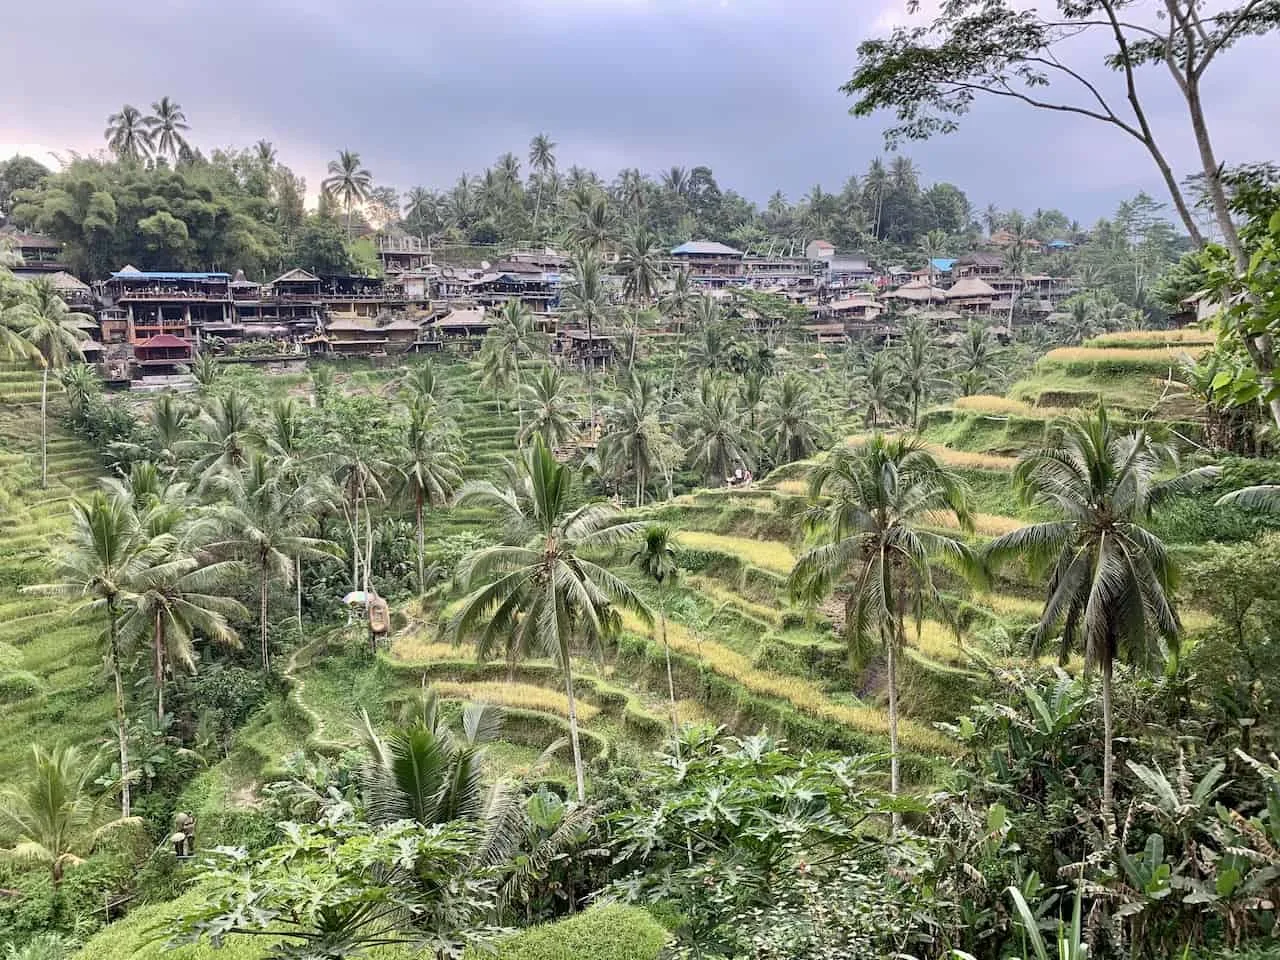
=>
[205,454,341,671]
[453,437,651,801]
[104,105,154,162]
[789,436,980,813]
[146,97,190,161]
[618,227,663,306]
[761,373,823,466]
[322,150,374,238]
[491,299,546,440]
[0,743,133,886]
[398,403,463,596]
[182,389,258,478]
[355,687,501,826]
[684,375,754,487]
[661,166,690,199]
[6,278,90,487]
[59,363,99,420]
[851,351,907,428]
[898,319,948,429]
[569,197,615,256]
[254,139,277,170]
[403,187,440,241]
[918,228,949,283]
[478,336,518,412]
[984,407,1216,830]
[600,370,668,506]
[119,535,245,722]
[630,524,682,749]
[399,359,451,416]
[954,321,1004,396]
[983,204,1003,237]
[528,133,557,236]
[519,367,578,450]
[561,252,610,424]
[1216,484,1280,513]
[26,492,164,817]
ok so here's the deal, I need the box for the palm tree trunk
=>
[108,602,130,818]
[886,625,901,833]
[40,366,49,489]
[295,555,303,632]
[562,662,586,803]
[154,610,165,722]
[1101,656,1115,839]
[514,355,524,440]
[363,500,374,595]
[415,493,426,596]
[260,563,270,672]
[661,592,679,759]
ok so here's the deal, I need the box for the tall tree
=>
[600,370,670,506]
[397,403,463,596]
[761,373,824,466]
[789,436,980,814]
[146,97,190,162]
[26,492,164,817]
[528,133,557,236]
[205,454,341,671]
[322,150,374,238]
[104,105,154,162]
[490,298,545,440]
[561,252,610,425]
[684,375,755,486]
[519,366,579,450]
[984,407,1216,830]
[6,278,89,488]
[453,437,651,801]
[630,524,682,749]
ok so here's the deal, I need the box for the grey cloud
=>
[1,0,1276,224]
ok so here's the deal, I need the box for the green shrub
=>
[0,669,45,702]
[464,904,668,960]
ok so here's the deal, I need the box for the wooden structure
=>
[670,241,745,286]
[98,268,232,343]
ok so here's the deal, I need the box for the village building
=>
[670,241,745,286]
[953,252,1005,280]
[804,239,836,261]
[560,329,615,367]
[376,230,433,274]
[433,305,494,352]
[945,276,999,314]
[321,314,425,356]
[470,259,562,315]
[884,279,949,306]
[822,254,876,290]
[97,268,233,345]
[0,230,67,272]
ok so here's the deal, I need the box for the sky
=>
[2,0,1276,226]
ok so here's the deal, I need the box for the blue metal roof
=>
[110,270,230,281]
[671,241,743,257]
[930,258,957,272]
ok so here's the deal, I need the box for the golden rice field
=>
[1040,345,1210,366]
[846,434,1018,472]
[390,637,463,663]
[676,529,796,574]
[924,510,1025,537]
[909,620,970,665]
[432,681,600,722]
[618,610,957,755]
[979,592,1046,620]
[771,478,810,496]
[687,575,784,625]
[1086,329,1216,347]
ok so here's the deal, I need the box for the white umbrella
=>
[342,591,372,605]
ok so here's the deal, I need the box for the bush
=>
[464,905,668,960]
[0,668,45,701]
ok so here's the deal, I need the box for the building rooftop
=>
[957,252,1006,269]
[136,333,191,349]
[111,269,230,281]
[671,241,744,257]
[272,268,321,284]
[946,277,999,299]
[930,258,957,273]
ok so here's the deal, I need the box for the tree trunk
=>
[514,354,524,440]
[363,499,374,596]
[260,563,270,672]
[562,662,586,803]
[154,610,165,722]
[108,603,130,818]
[1101,656,1115,839]
[635,472,643,509]
[661,598,680,759]
[40,366,49,490]
[415,493,427,596]
[295,555,303,632]
[585,315,596,431]
[886,623,901,833]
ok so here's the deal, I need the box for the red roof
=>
[137,334,191,349]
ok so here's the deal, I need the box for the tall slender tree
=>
[630,524,682,750]
[453,437,651,801]
[104,105,154,162]
[146,97,190,161]
[397,403,463,596]
[322,150,374,238]
[528,133,557,237]
[6,278,90,488]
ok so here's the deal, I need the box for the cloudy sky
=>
[2,0,1274,224]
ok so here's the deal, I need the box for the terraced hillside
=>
[0,361,111,771]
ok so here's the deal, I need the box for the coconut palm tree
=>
[182,388,258,479]
[322,150,374,238]
[984,407,1217,830]
[599,370,669,506]
[6,278,90,487]
[528,133,557,236]
[146,97,190,162]
[789,436,981,814]
[954,321,1004,396]
[630,524,682,749]
[104,104,154,162]
[661,166,690,199]
[478,337,518,413]
[254,139,277,170]
[684,375,755,486]
[850,350,907,428]
[561,252,610,423]
[403,187,441,241]
[0,743,134,886]
[59,363,99,420]
[118,534,245,722]
[25,492,165,817]
[1217,485,1280,513]
[204,454,341,671]
[398,403,463,596]
[490,299,546,440]
[569,197,615,256]
[918,228,949,283]
[453,437,651,801]
[761,373,823,466]
[897,318,949,429]
[519,367,578,450]
[618,227,663,306]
